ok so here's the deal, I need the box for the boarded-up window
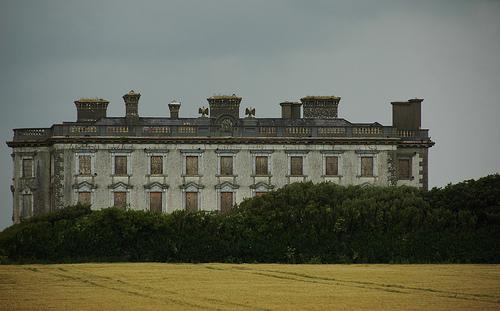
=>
[185,192,198,212]
[21,194,32,219]
[78,192,91,205]
[255,192,266,197]
[114,156,128,176]
[255,156,268,176]
[361,157,374,177]
[79,155,91,175]
[185,156,199,176]
[113,192,127,209]
[150,156,163,175]
[149,192,162,213]
[290,156,303,176]
[325,156,339,176]
[22,159,33,178]
[220,192,233,213]
[398,158,411,179]
[220,156,233,176]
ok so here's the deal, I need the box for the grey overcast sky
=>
[1,0,499,229]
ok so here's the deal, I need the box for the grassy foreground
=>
[0,264,499,310]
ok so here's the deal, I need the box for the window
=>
[220,192,233,213]
[114,156,128,176]
[255,156,268,176]
[290,156,303,176]
[220,156,233,176]
[22,158,33,178]
[78,192,92,205]
[79,155,92,176]
[360,157,374,177]
[150,156,163,175]
[185,156,198,176]
[21,194,32,219]
[255,192,266,197]
[185,192,198,211]
[398,158,411,179]
[149,192,162,213]
[325,156,339,176]
[113,192,127,209]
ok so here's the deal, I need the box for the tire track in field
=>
[24,267,209,310]
[51,266,269,311]
[227,266,500,305]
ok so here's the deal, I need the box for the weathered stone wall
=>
[11,142,430,218]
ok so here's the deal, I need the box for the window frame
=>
[144,182,168,213]
[181,150,204,177]
[356,151,378,178]
[250,150,273,177]
[74,181,96,206]
[215,182,238,212]
[285,150,309,177]
[397,156,413,180]
[75,151,96,176]
[20,189,33,219]
[145,149,168,176]
[21,157,35,178]
[321,151,343,177]
[110,151,132,177]
[180,182,204,211]
[215,150,238,177]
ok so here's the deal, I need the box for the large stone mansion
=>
[7,91,434,223]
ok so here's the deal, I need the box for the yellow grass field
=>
[0,264,499,311]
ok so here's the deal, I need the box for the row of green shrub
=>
[1,174,499,263]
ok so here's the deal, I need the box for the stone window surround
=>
[215,182,239,211]
[74,150,96,176]
[181,149,204,177]
[109,150,132,177]
[321,150,344,177]
[145,149,169,176]
[20,188,33,219]
[356,150,379,178]
[144,183,168,213]
[250,150,273,177]
[180,182,204,210]
[250,182,274,197]
[285,150,309,177]
[215,149,239,177]
[20,155,35,178]
[73,181,96,205]
[397,152,417,180]
[108,182,133,208]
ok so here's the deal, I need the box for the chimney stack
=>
[391,98,423,130]
[74,98,109,122]
[169,100,181,119]
[123,90,141,121]
[301,96,341,119]
[280,102,302,120]
[207,94,242,119]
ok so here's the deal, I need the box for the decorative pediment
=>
[144,182,169,190]
[215,181,240,191]
[179,182,204,191]
[72,181,97,191]
[250,182,275,191]
[108,181,133,190]
[20,186,35,194]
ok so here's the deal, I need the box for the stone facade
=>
[7,92,434,223]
